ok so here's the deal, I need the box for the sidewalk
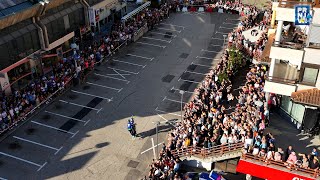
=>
[266,112,320,153]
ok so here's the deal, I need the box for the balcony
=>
[275,0,320,22]
[264,62,298,96]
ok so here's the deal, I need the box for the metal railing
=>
[241,153,320,178]
[171,142,244,159]
[267,76,298,85]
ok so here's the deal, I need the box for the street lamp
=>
[223,34,227,48]
[179,90,185,122]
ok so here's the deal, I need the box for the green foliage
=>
[218,71,228,83]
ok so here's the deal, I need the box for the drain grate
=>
[25,128,36,135]
[42,114,51,120]
[180,82,192,91]
[179,53,189,59]
[68,94,78,100]
[8,142,21,150]
[161,75,175,83]
[127,160,140,168]
[187,64,197,71]
[83,85,90,90]
[164,32,173,39]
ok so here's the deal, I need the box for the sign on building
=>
[88,7,96,26]
[295,5,312,25]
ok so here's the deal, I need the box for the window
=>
[302,67,319,85]
[299,63,320,86]
[290,103,305,124]
[281,96,292,114]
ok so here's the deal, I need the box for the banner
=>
[236,159,316,180]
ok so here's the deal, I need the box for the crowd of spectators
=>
[147,2,272,179]
[0,5,170,133]
[147,2,319,180]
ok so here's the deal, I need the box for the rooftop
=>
[0,0,35,18]
[291,88,320,107]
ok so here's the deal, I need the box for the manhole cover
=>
[161,75,175,83]
[68,94,78,100]
[55,104,62,109]
[179,53,189,59]
[83,85,90,90]
[8,142,21,150]
[127,160,140,168]
[25,128,36,135]
[42,114,51,120]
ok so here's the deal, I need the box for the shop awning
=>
[121,1,151,22]
[0,57,30,74]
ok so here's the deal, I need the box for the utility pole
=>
[179,90,185,122]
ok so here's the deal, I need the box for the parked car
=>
[184,170,226,180]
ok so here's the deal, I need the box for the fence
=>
[133,24,148,42]
[171,142,244,159]
[241,153,320,178]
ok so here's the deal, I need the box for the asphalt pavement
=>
[0,12,242,180]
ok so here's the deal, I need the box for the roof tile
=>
[291,88,320,107]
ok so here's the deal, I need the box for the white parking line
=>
[107,67,139,75]
[191,62,213,68]
[94,73,130,84]
[184,70,208,75]
[178,77,201,84]
[150,32,177,38]
[13,136,63,155]
[59,100,103,113]
[155,107,182,117]
[156,114,175,127]
[220,26,234,30]
[196,56,212,60]
[140,141,164,155]
[126,53,154,61]
[211,37,224,41]
[31,121,79,138]
[171,86,194,94]
[0,151,47,171]
[211,44,222,47]
[142,37,171,43]
[86,82,123,92]
[157,27,181,33]
[160,23,185,29]
[45,111,87,123]
[112,59,146,68]
[223,22,235,25]
[71,90,113,102]
[215,31,229,35]
[163,96,187,104]
[227,18,239,21]
[201,49,221,53]
[136,42,166,48]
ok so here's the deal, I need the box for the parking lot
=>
[0,12,240,180]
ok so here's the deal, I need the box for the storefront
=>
[88,0,127,34]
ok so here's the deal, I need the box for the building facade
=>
[0,0,126,94]
[260,0,320,131]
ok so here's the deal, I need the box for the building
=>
[259,0,320,131]
[0,0,126,94]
